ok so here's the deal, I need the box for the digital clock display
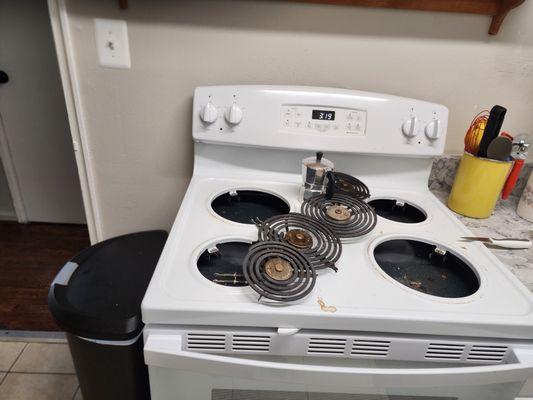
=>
[312,110,335,121]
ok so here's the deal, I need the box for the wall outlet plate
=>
[94,19,131,69]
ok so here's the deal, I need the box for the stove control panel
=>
[281,106,367,136]
[193,86,448,157]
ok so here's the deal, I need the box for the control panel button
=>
[200,102,218,124]
[425,119,441,141]
[315,124,330,132]
[402,116,419,138]
[225,103,243,125]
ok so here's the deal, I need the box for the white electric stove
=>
[142,86,533,400]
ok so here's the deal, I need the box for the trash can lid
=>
[48,230,167,341]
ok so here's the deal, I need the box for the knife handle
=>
[477,105,507,158]
[491,238,532,249]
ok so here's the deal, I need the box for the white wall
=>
[59,0,533,240]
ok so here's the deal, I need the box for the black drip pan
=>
[369,199,427,224]
[211,190,290,224]
[197,241,251,286]
[373,239,479,298]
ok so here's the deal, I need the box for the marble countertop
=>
[431,189,533,291]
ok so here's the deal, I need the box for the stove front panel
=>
[193,86,448,157]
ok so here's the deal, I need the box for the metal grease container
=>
[300,152,334,201]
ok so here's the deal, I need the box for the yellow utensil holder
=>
[448,152,511,219]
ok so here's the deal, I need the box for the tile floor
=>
[0,340,81,400]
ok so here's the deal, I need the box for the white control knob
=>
[401,116,419,138]
[425,119,441,141]
[200,102,218,124]
[225,103,243,125]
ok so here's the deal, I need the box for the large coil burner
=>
[242,241,316,302]
[333,172,370,200]
[256,213,342,271]
[301,194,377,240]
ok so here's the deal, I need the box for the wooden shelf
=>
[285,0,526,34]
[116,0,526,35]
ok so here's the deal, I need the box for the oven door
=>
[144,333,533,400]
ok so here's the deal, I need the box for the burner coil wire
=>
[334,172,370,200]
[256,213,342,271]
[301,194,377,240]
[242,241,316,302]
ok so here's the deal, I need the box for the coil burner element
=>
[242,241,316,302]
[333,172,370,200]
[301,194,377,240]
[256,213,342,271]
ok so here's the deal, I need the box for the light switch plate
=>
[94,18,131,69]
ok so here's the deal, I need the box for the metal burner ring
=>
[333,172,370,200]
[256,213,342,271]
[326,205,351,222]
[264,257,293,281]
[301,194,377,240]
[285,229,313,249]
[242,241,316,302]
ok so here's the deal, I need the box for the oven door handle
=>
[144,334,533,388]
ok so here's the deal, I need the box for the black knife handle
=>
[477,105,507,158]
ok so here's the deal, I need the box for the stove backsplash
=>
[429,155,533,199]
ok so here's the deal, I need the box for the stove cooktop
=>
[142,175,533,339]
[142,85,533,341]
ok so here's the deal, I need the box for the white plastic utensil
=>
[461,236,532,249]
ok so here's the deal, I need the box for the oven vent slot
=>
[232,335,271,352]
[307,337,347,355]
[351,339,390,357]
[187,333,226,351]
[425,343,465,360]
[467,345,508,362]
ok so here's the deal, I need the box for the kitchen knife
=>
[477,105,507,158]
[461,236,532,249]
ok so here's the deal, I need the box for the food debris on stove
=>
[317,297,337,313]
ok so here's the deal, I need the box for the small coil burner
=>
[333,172,370,200]
[301,194,377,240]
[242,241,316,302]
[256,213,342,271]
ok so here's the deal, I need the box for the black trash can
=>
[48,230,167,400]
